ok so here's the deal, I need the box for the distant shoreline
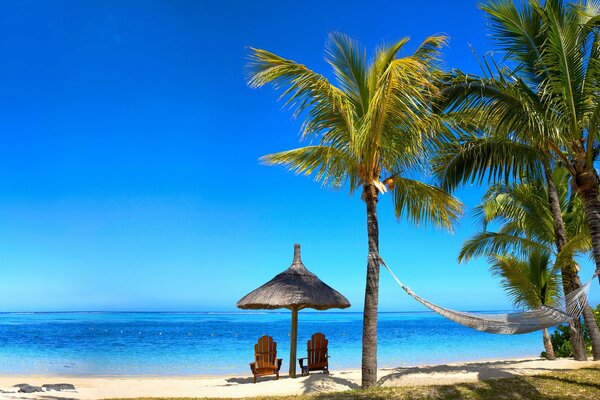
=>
[0,355,541,378]
[0,310,526,314]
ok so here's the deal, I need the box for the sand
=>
[0,357,597,400]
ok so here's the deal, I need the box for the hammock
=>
[376,255,594,334]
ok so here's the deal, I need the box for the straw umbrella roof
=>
[236,244,350,311]
[237,243,350,378]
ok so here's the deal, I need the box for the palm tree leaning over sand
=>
[490,251,561,359]
[246,32,462,388]
[458,170,598,359]
[435,0,600,360]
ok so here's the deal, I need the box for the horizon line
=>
[0,309,523,314]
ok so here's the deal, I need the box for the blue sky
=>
[1,0,598,312]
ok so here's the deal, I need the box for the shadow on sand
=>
[6,396,78,400]
[225,376,255,384]
[224,371,360,393]
[300,372,360,393]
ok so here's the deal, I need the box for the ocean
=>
[0,311,544,376]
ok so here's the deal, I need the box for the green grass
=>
[107,365,600,400]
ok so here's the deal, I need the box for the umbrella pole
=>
[289,306,298,378]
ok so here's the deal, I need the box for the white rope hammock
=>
[376,255,595,334]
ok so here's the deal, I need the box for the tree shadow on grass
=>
[534,373,600,390]
[377,359,567,387]
[308,376,550,400]
[447,378,550,400]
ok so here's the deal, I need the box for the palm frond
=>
[458,232,545,263]
[480,0,546,84]
[536,0,586,137]
[412,35,448,65]
[260,145,358,190]
[325,32,369,116]
[555,232,593,272]
[390,177,463,230]
[246,48,354,141]
[490,251,561,309]
[490,255,539,308]
[433,135,543,191]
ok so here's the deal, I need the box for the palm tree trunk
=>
[573,274,600,360]
[361,184,380,389]
[575,167,600,360]
[576,168,600,286]
[543,161,588,360]
[543,328,556,360]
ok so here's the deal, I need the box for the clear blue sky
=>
[1,0,597,312]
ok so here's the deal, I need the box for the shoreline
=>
[0,354,541,379]
[0,357,597,399]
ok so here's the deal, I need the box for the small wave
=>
[3,312,37,315]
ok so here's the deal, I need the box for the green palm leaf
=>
[390,177,462,230]
[434,135,542,191]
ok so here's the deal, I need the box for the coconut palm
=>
[436,84,595,360]
[434,0,600,360]
[458,169,600,359]
[479,0,600,284]
[490,251,561,359]
[246,32,462,387]
[458,170,589,265]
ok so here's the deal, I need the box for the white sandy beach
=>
[0,357,597,400]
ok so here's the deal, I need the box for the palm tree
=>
[246,32,462,387]
[479,0,600,284]
[458,170,589,265]
[434,0,600,360]
[458,170,600,359]
[490,251,561,359]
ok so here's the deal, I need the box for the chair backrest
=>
[254,335,277,369]
[307,332,328,368]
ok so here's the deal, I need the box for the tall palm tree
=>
[479,0,600,284]
[490,251,561,359]
[246,32,462,387]
[458,170,600,359]
[434,0,600,360]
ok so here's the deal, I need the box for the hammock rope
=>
[375,254,595,335]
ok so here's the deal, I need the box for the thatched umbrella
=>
[237,244,351,378]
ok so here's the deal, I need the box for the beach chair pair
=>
[249,333,329,382]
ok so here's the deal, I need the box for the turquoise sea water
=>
[0,312,545,376]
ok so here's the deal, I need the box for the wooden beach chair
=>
[298,332,329,376]
[249,335,283,383]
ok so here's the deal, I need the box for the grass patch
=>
[107,366,600,400]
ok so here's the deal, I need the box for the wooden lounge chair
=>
[249,335,283,383]
[298,332,329,376]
